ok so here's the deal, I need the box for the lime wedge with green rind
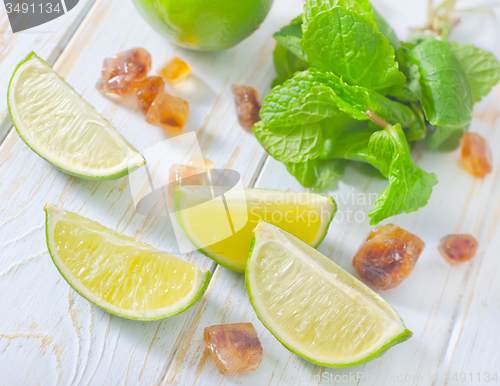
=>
[174,186,337,272]
[246,221,412,367]
[8,52,145,180]
[45,204,210,321]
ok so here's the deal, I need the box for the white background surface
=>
[0,0,499,385]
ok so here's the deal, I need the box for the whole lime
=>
[132,0,274,51]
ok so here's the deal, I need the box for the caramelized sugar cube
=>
[204,323,263,375]
[170,164,207,186]
[98,48,152,95]
[352,224,425,290]
[460,132,492,178]
[438,234,478,264]
[135,76,165,115]
[168,164,208,203]
[160,57,194,84]
[232,85,261,132]
[146,93,189,132]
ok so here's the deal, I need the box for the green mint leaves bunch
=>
[254,0,500,225]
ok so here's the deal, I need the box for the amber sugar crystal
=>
[438,234,478,264]
[204,323,263,375]
[168,164,208,203]
[352,224,425,290]
[460,132,493,178]
[135,76,165,115]
[146,93,189,132]
[160,57,193,84]
[97,48,151,95]
[232,85,261,131]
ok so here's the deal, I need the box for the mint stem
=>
[365,109,390,129]
[427,0,458,35]
[427,0,434,30]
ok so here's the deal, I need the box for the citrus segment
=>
[246,221,411,367]
[174,186,336,272]
[45,204,210,320]
[8,52,145,179]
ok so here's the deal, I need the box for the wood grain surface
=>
[0,0,97,141]
[1,0,499,385]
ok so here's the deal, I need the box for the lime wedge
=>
[174,186,336,272]
[8,52,145,179]
[246,221,412,367]
[44,204,210,320]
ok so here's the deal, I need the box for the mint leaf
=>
[365,88,421,135]
[448,42,500,103]
[410,38,473,126]
[427,124,468,151]
[256,85,362,164]
[399,63,421,102]
[273,85,344,126]
[258,70,422,163]
[395,48,422,102]
[262,70,417,128]
[366,124,438,225]
[409,38,473,150]
[286,158,347,190]
[261,83,341,126]
[261,70,332,123]
[406,103,426,142]
[271,18,309,87]
[272,44,309,87]
[405,30,434,47]
[302,0,372,31]
[323,119,437,223]
[321,123,374,161]
[301,7,405,94]
[372,7,401,52]
[273,22,307,61]
[352,162,386,179]
[255,84,346,164]
[253,120,325,163]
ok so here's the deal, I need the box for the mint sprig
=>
[259,0,500,224]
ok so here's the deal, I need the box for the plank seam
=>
[156,153,270,385]
[156,260,218,386]
[432,170,500,382]
[0,0,99,145]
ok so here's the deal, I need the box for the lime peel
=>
[246,221,412,367]
[44,204,210,321]
[174,186,337,272]
[8,52,145,180]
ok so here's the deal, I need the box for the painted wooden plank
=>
[2,0,499,384]
[0,0,97,141]
[0,0,280,383]
[162,97,500,386]
[161,1,500,385]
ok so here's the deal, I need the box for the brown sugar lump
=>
[203,323,263,375]
[97,48,151,95]
[160,57,193,84]
[145,93,189,132]
[438,234,479,264]
[232,85,261,131]
[353,224,425,290]
[460,132,492,178]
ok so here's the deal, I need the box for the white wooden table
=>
[1,0,499,385]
